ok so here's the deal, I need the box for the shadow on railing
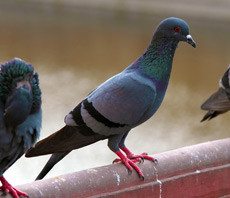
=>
[2,138,230,198]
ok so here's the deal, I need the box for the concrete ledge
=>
[3,138,230,197]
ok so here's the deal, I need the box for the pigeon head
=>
[219,65,230,92]
[12,70,34,92]
[0,58,42,113]
[154,17,196,48]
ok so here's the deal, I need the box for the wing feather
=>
[26,125,106,157]
[87,71,156,126]
[201,88,230,111]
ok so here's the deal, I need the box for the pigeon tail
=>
[201,110,219,122]
[26,125,107,157]
[35,152,70,180]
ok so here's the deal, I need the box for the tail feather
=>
[201,110,219,122]
[26,125,107,157]
[36,152,70,180]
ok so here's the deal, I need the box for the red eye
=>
[174,26,181,33]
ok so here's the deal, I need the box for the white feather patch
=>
[219,66,230,90]
[64,113,77,126]
[219,79,225,89]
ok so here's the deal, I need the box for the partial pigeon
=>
[201,66,230,121]
[0,58,42,198]
[26,17,196,180]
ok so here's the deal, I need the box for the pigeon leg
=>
[108,134,144,179]
[0,176,28,198]
[115,150,144,179]
[112,132,136,163]
[114,132,157,163]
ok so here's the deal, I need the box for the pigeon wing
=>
[87,71,157,127]
[201,88,230,111]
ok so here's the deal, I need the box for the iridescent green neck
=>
[137,38,178,81]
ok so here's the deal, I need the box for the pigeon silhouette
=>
[26,17,196,180]
[0,58,42,198]
[201,65,230,121]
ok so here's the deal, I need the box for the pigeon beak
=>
[186,35,196,48]
[16,79,31,90]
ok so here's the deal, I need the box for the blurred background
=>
[0,0,229,185]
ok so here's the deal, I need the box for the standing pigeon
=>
[0,58,42,198]
[201,65,230,121]
[26,17,196,180]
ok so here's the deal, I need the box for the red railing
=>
[3,138,230,198]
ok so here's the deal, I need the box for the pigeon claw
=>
[113,158,122,164]
[153,158,158,164]
[123,158,145,179]
[127,152,157,164]
[120,147,157,163]
[128,169,132,175]
[113,157,142,164]
[140,175,145,181]
[115,151,144,179]
[0,177,28,198]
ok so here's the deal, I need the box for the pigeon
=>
[26,17,196,180]
[0,58,42,198]
[201,65,230,121]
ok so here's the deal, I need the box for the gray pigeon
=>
[0,58,42,198]
[201,65,230,121]
[26,17,196,180]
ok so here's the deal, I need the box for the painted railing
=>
[2,138,230,198]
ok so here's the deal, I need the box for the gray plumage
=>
[26,17,196,180]
[0,58,42,198]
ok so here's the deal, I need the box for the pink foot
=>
[113,147,157,164]
[113,156,141,163]
[0,177,28,198]
[122,147,157,163]
[115,151,144,179]
[128,152,157,163]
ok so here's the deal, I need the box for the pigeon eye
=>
[174,26,181,33]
